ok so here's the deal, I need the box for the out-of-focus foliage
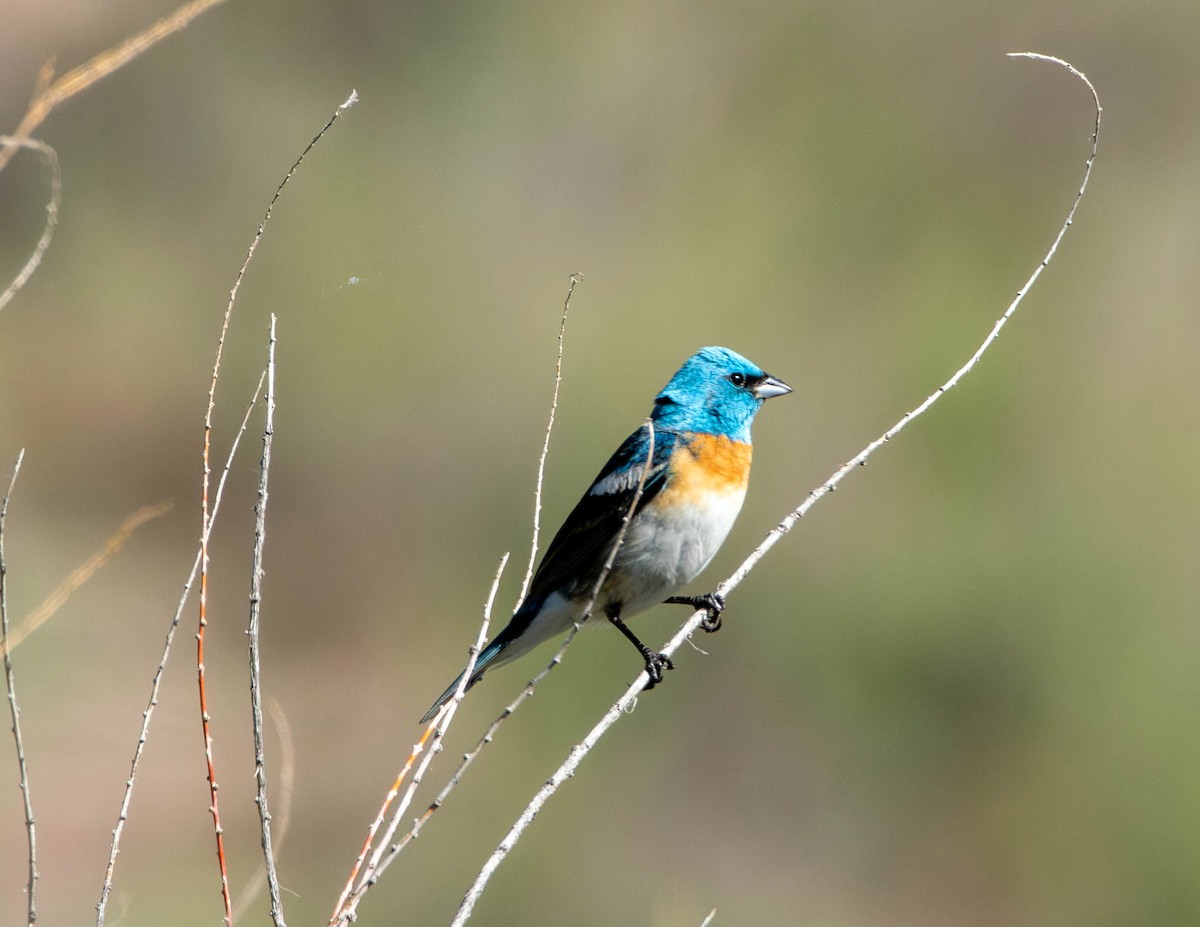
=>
[1,1,1197,925]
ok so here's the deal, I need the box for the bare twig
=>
[0,0,227,175]
[97,374,266,927]
[452,422,656,925]
[248,315,286,927]
[452,53,1101,923]
[0,137,60,315]
[330,280,586,894]
[331,555,507,926]
[234,698,296,921]
[383,610,587,863]
[2,450,37,927]
[197,88,358,927]
[719,53,1100,599]
[2,501,172,656]
[198,442,234,927]
[517,274,581,607]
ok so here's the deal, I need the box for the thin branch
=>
[517,274,581,608]
[452,52,1101,923]
[2,450,37,927]
[452,422,655,925]
[96,374,266,927]
[198,464,234,927]
[381,539,612,864]
[2,501,172,656]
[0,137,60,315]
[366,278,582,858]
[234,698,296,921]
[248,315,286,927]
[331,555,507,926]
[382,610,587,864]
[197,88,358,927]
[0,0,227,174]
[719,53,1100,599]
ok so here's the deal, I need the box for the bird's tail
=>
[418,638,506,724]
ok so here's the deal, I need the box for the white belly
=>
[488,484,746,669]
[604,485,746,617]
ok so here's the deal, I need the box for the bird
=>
[420,346,791,723]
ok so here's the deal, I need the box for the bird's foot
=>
[642,651,675,690]
[665,592,726,633]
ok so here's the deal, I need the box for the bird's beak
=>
[753,374,792,400]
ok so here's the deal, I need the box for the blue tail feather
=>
[418,638,505,723]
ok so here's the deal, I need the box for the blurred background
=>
[1,1,1198,924]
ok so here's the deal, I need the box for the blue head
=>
[650,346,791,441]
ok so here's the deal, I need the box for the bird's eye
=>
[728,372,747,387]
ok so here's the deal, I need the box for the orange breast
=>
[657,434,752,506]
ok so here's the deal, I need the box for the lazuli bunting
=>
[421,346,790,722]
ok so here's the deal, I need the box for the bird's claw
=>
[698,592,725,633]
[642,651,675,689]
[666,592,725,633]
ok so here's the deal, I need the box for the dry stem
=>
[2,450,37,927]
[248,315,286,926]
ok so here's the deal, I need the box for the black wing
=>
[525,424,678,604]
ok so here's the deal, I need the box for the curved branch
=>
[452,52,1102,923]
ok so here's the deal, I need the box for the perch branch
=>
[452,52,1101,923]
[452,422,655,925]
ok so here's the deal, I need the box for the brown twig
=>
[198,372,234,927]
[196,87,358,927]
[2,450,37,927]
[97,376,265,927]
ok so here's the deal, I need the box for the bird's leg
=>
[607,607,674,689]
[664,592,725,633]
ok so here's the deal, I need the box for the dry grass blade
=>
[2,501,172,656]
[0,0,227,174]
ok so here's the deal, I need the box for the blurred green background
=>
[2,1,1198,924]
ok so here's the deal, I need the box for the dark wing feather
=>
[525,425,677,603]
